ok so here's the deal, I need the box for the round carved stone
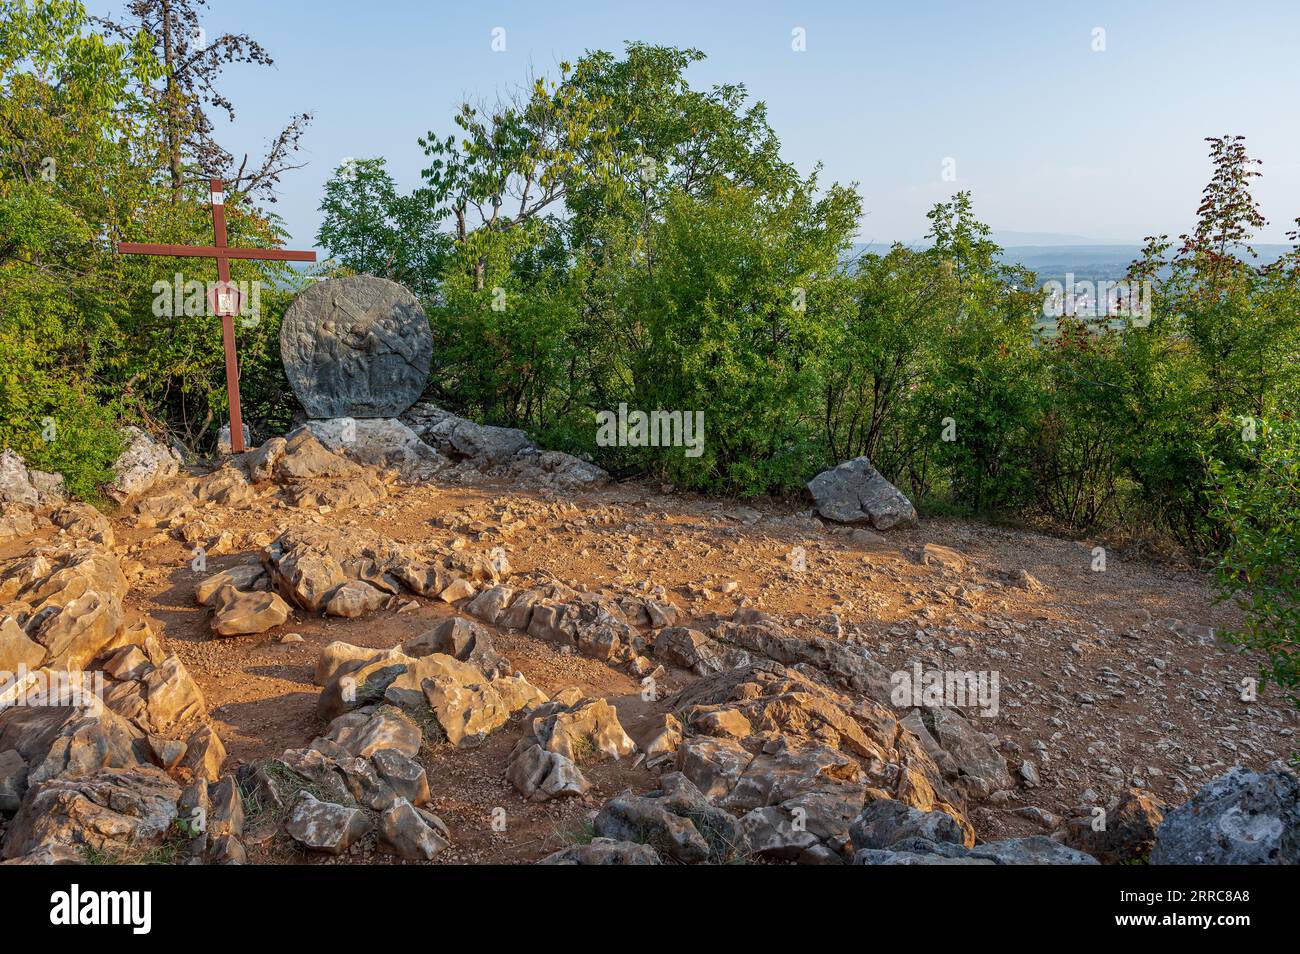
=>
[280,275,432,419]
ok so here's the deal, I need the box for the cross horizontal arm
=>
[117,242,317,262]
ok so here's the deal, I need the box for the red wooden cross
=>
[117,178,316,453]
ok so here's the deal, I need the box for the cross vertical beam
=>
[209,179,246,453]
[117,178,316,453]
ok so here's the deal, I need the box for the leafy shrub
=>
[1211,416,1300,705]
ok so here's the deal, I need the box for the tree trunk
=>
[160,0,183,199]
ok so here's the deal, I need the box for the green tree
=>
[317,157,446,295]
[0,0,164,496]
[616,179,860,494]
[916,193,1042,512]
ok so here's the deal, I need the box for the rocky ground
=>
[1,412,1297,866]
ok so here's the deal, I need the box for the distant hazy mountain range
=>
[850,231,1293,286]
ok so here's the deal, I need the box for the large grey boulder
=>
[850,798,970,851]
[402,402,531,465]
[284,793,372,855]
[0,449,39,508]
[807,456,917,530]
[401,402,609,489]
[280,275,433,419]
[302,417,445,479]
[1150,767,1300,865]
[593,773,746,864]
[109,426,181,502]
[2,767,181,860]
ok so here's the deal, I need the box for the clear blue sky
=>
[86,0,1300,249]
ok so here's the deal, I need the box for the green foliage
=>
[617,181,858,494]
[1110,136,1300,550]
[316,157,446,295]
[427,217,585,429]
[1,0,316,497]
[1211,416,1300,705]
[0,0,156,497]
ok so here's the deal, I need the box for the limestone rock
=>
[244,436,286,483]
[465,584,515,625]
[918,543,966,571]
[133,487,196,527]
[263,526,349,612]
[849,798,972,851]
[313,640,408,687]
[286,475,387,512]
[421,673,511,747]
[195,563,269,606]
[0,449,40,508]
[324,579,387,618]
[372,749,430,805]
[401,402,531,465]
[505,696,634,801]
[0,705,146,793]
[594,773,746,864]
[49,502,114,546]
[1,845,83,865]
[303,417,445,479]
[666,661,972,841]
[317,656,413,721]
[0,507,35,542]
[378,799,450,860]
[285,793,372,855]
[854,835,1098,865]
[330,754,395,811]
[140,654,206,734]
[914,707,1012,799]
[1065,789,1164,864]
[806,456,917,530]
[181,725,227,782]
[538,838,661,865]
[272,430,361,481]
[0,749,28,811]
[505,744,589,802]
[654,627,738,676]
[109,426,181,502]
[318,705,422,760]
[507,448,609,490]
[534,697,635,763]
[1150,767,1300,865]
[710,612,891,697]
[211,586,291,636]
[196,466,256,508]
[0,614,45,671]
[2,766,181,860]
[26,588,124,671]
[402,616,509,677]
[438,577,476,603]
[489,673,549,714]
[207,775,245,840]
[675,737,754,800]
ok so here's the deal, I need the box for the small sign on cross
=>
[117,179,316,453]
